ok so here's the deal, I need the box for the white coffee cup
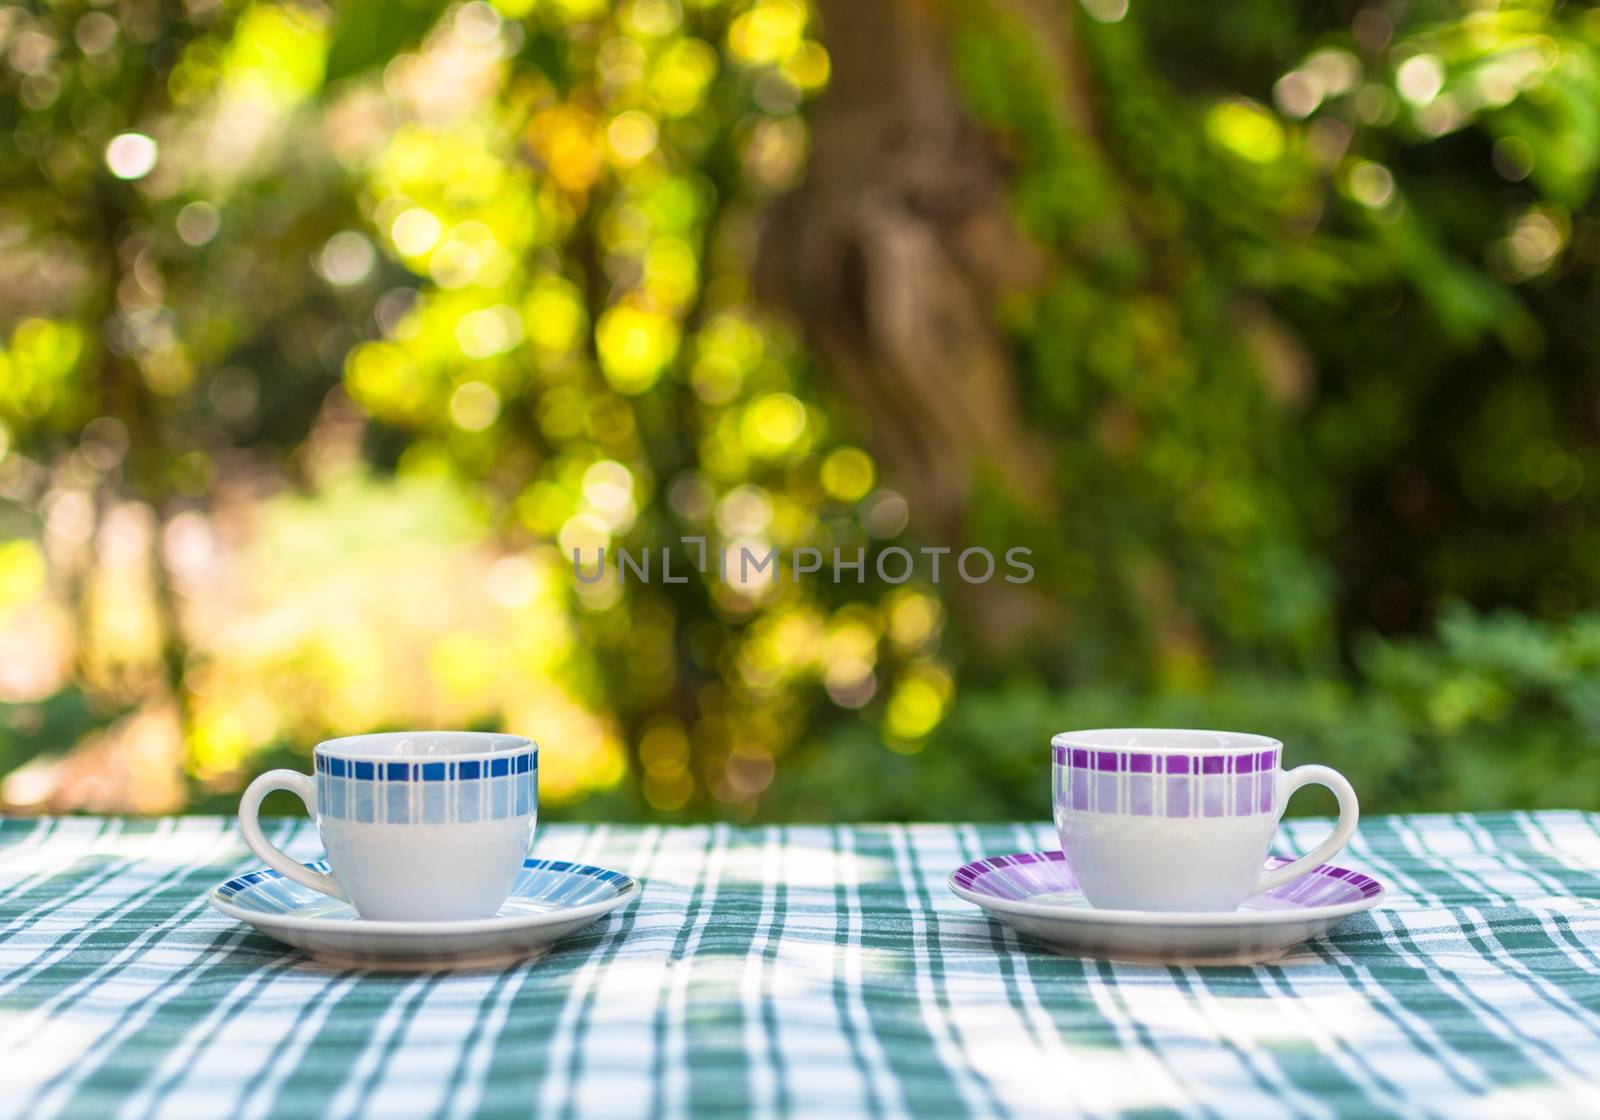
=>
[238,731,538,921]
[1052,728,1358,912]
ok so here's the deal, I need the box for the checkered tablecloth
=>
[3,813,1600,1118]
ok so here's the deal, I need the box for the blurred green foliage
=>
[1,0,1598,819]
[811,605,1600,821]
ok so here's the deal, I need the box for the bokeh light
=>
[104,133,158,179]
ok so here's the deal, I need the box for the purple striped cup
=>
[1051,729,1358,912]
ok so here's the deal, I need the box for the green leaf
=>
[322,0,441,89]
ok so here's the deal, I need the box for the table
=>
[3,813,1600,1118]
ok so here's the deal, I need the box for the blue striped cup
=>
[1051,729,1358,912]
[239,732,538,921]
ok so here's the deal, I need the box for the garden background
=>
[2,0,1599,822]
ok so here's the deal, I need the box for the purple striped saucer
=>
[948,850,1385,965]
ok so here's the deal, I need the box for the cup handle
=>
[1254,764,1360,895]
[238,769,348,903]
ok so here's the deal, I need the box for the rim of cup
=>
[316,731,536,761]
[1049,728,1282,755]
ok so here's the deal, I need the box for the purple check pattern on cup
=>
[1052,744,1280,818]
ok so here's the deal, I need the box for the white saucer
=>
[948,850,1385,965]
[209,858,640,970]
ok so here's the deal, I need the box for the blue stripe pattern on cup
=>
[313,750,537,824]
[1052,745,1278,818]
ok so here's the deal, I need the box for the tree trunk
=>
[757,0,1069,644]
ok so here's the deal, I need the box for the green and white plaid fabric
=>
[3,813,1600,1118]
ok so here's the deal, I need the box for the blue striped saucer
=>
[209,858,640,971]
